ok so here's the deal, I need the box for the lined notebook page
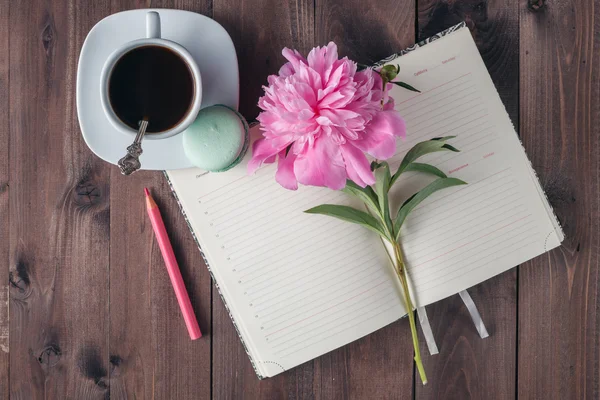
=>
[166,26,562,378]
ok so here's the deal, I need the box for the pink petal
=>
[340,143,375,187]
[318,109,360,127]
[251,42,408,189]
[354,129,396,160]
[276,150,298,190]
[290,81,317,108]
[279,62,295,77]
[315,116,332,126]
[294,135,347,190]
[282,48,307,72]
[308,42,338,79]
[323,42,339,70]
[318,90,347,108]
[295,63,322,92]
[247,138,286,174]
[380,109,406,139]
[383,96,396,111]
[307,46,327,77]
[355,111,406,159]
[323,86,356,109]
[325,61,344,89]
[269,134,295,149]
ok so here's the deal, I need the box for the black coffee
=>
[108,45,194,133]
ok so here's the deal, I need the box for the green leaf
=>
[391,138,459,186]
[342,181,380,216]
[374,162,393,232]
[404,162,447,178]
[442,143,459,152]
[391,81,421,93]
[400,192,418,209]
[370,160,383,171]
[305,204,391,241]
[394,178,467,239]
[431,135,456,141]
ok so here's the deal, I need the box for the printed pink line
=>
[399,83,477,113]
[410,222,535,283]
[406,206,527,265]
[397,72,472,105]
[413,113,489,138]
[264,280,387,338]
[411,167,511,212]
[415,236,538,292]
[411,214,532,268]
[389,117,491,167]
[399,186,518,241]
[467,137,496,153]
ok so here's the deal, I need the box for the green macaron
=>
[183,105,249,172]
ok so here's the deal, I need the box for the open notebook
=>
[166,23,563,379]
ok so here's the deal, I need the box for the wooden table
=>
[1,0,598,398]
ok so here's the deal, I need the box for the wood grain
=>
[211,0,316,398]
[2,0,599,398]
[518,0,600,398]
[214,0,315,119]
[8,0,112,398]
[315,1,416,398]
[108,170,212,400]
[316,0,415,67]
[107,2,212,400]
[415,1,519,398]
[0,0,9,397]
[211,1,417,398]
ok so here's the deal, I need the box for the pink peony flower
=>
[248,42,406,190]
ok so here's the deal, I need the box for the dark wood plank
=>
[211,0,316,398]
[214,0,315,119]
[316,0,415,68]
[311,322,414,400]
[315,1,416,398]
[8,0,112,398]
[108,171,212,400]
[211,0,416,398]
[415,2,519,398]
[518,1,600,398]
[107,2,212,400]
[416,274,517,399]
[0,0,9,396]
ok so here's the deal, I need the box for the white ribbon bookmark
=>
[459,290,489,339]
[416,290,488,355]
[416,306,439,355]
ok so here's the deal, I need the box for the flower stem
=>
[393,242,427,385]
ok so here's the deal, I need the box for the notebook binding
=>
[372,22,467,68]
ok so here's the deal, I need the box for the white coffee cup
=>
[99,11,202,140]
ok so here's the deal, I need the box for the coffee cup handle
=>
[146,11,161,39]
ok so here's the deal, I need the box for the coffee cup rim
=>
[100,38,203,140]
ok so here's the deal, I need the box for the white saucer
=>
[77,9,239,170]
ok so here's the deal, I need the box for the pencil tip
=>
[144,187,150,197]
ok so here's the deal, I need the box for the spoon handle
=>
[118,120,149,176]
[133,120,149,144]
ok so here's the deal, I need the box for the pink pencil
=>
[145,187,202,340]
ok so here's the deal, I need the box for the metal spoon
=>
[118,119,149,176]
